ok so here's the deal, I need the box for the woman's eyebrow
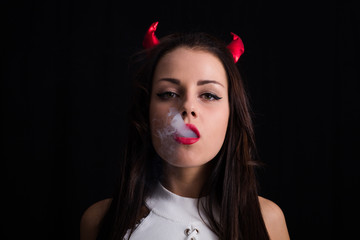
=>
[158,78,180,85]
[158,78,224,88]
[197,80,224,88]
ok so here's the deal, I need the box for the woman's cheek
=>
[207,109,229,146]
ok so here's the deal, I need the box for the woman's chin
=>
[161,154,209,169]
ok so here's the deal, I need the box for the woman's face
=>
[149,47,230,168]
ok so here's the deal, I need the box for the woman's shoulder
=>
[258,196,290,240]
[80,198,113,240]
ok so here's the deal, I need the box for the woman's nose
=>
[180,96,197,119]
[182,110,197,118]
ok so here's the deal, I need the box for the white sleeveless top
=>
[124,183,218,240]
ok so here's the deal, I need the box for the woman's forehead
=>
[153,47,227,86]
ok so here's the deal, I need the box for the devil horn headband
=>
[227,32,245,63]
[142,22,160,49]
[142,22,244,63]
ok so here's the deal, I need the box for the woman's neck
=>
[161,161,213,198]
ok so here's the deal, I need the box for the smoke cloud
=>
[169,108,197,138]
[154,108,197,157]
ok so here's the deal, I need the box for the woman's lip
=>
[175,136,200,145]
[174,124,200,145]
[185,124,200,138]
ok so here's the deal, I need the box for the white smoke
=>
[169,108,197,138]
[154,108,197,157]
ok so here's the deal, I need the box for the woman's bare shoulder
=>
[258,196,290,240]
[80,198,113,240]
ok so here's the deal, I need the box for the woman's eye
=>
[156,91,178,100]
[201,93,222,101]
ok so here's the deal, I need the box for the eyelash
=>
[156,92,179,99]
[156,91,222,101]
[201,93,222,101]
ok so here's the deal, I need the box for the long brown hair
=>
[97,32,269,240]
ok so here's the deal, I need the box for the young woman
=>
[80,22,290,240]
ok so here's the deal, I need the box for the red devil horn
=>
[227,32,244,63]
[143,22,160,49]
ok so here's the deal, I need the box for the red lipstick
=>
[174,124,200,145]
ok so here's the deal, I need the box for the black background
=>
[3,0,359,239]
